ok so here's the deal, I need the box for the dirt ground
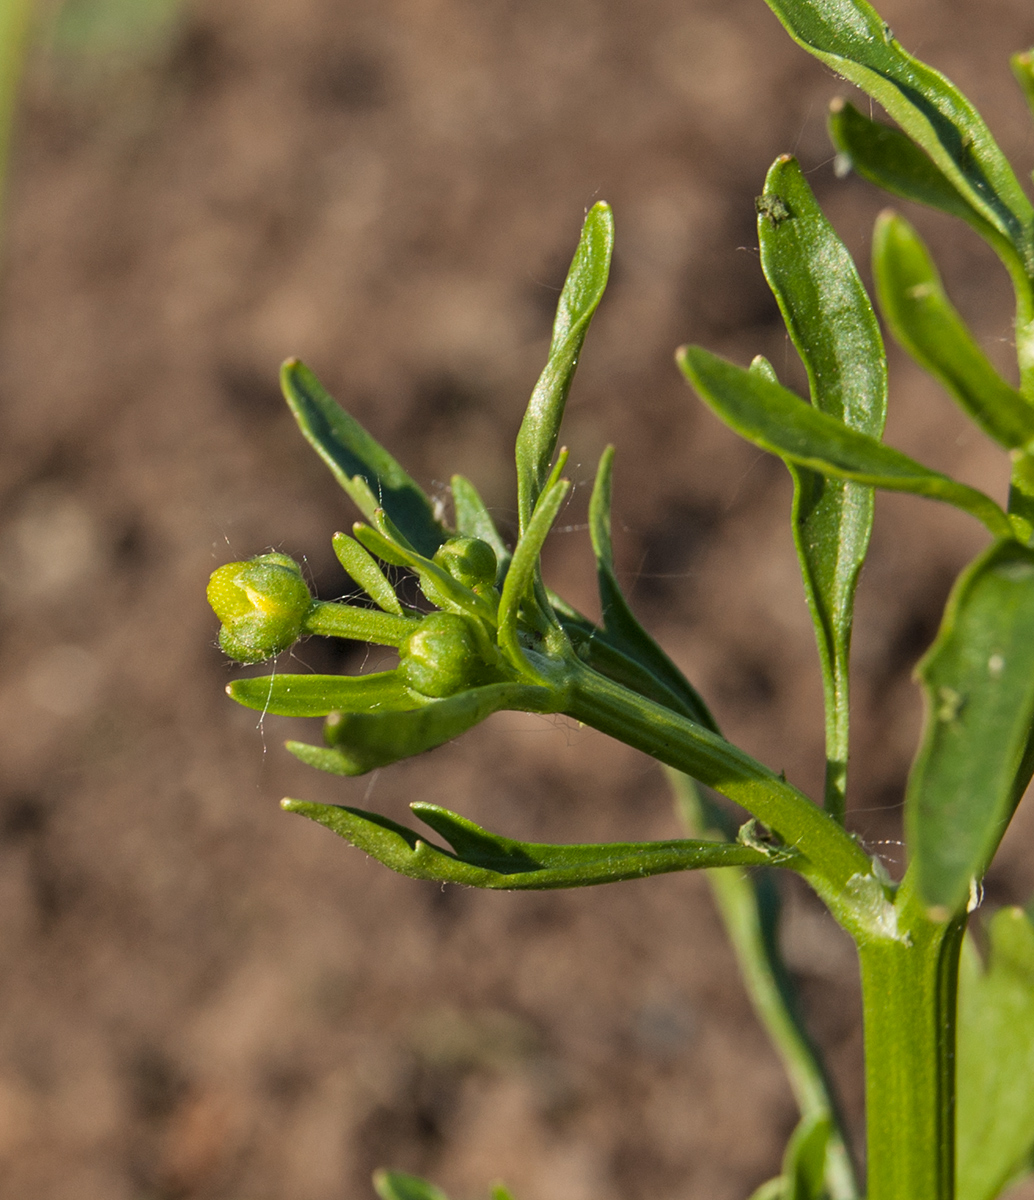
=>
[1,1,1034,1197]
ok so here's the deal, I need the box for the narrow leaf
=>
[374,1171,451,1200]
[281,798,787,889]
[678,346,1013,539]
[450,474,511,581]
[956,907,1034,1200]
[515,203,613,530]
[873,211,1034,448]
[907,541,1034,913]
[1011,50,1034,124]
[761,0,1034,263]
[757,154,886,821]
[281,359,447,558]
[498,477,571,677]
[303,600,415,648]
[332,532,404,615]
[228,672,417,717]
[784,1114,835,1200]
[828,100,1021,275]
[588,446,718,730]
[288,681,557,775]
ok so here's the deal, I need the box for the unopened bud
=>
[399,611,490,698]
[207,552,312,663]
[432,536,497,590]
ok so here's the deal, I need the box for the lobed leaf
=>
[828,100,1022,278]
[515,203,613,530]
[450,474,511,582]
[906,541,1034,914]
[588,445,718,730]
[287,681,557,775]
[281,799,788,889]
[757,155,885,821]
[872,211,1034,449]
[677,346,1014,539]
[761,0,1034,266]
[956,906,1034,1200]
[228,672,417,718]
[281,359,447,558]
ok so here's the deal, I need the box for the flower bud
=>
[432,536,498,591]
[207,552,312,663]
[398,611,490,698]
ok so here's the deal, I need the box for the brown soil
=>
[1,1,1033,1197]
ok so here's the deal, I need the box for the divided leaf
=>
[956,907,1034,1200]
[281,359,448,558]
[761,0,1034,266]
[757,155,886,820]
[872,211,1034,449]
[515,202,613,530]
[678,346,1013,540]
[907,541,1034,914]
[282,799,786,889]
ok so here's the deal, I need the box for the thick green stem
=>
[857,878,966,1200]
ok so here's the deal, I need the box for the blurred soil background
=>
[0,0,1033,1197]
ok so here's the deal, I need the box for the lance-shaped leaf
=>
[287,681,558,775]
[828,100,1025,279]
[757,155,886,822]
[588,446,718,730]
[515,202,613,531]
[906,541,1034,914]
[761,0,1034,266]
[873,211,1034,449]
[332,532,405,615]
[956,906,1034,1200]
[303,600,415,647]
[374,1172,450,1200]
[451,474,511,583]
[498,475,571,677]
[678,346,1014,540]
[228,671,418,717]
[281,358,447,558]
[281,799,789,889]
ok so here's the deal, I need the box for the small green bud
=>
[207,552,312,663]
[432,536,497,591]
[399,611,490,698]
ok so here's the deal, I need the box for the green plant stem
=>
[857,874,966,1200]
[563,663,876,918]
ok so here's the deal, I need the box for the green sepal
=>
[906,540,1034,914]
[956,906,1034,1200]
[281,799,791,889]
[828,99,1025,280]
[331,532,405,615]
[587,445,718,730]
[498,476,571,678]
[515,202,613,531]
[872,211,1034,449]
[451,474,512,583]
[373,1171,450,1200]
[757,154,886,821]
[227,671,418,717]
[287,681,558,775]
[207,552,312,664]
[760,0,1034,265]
[280,358,447,558]
[677,346,1013,539]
